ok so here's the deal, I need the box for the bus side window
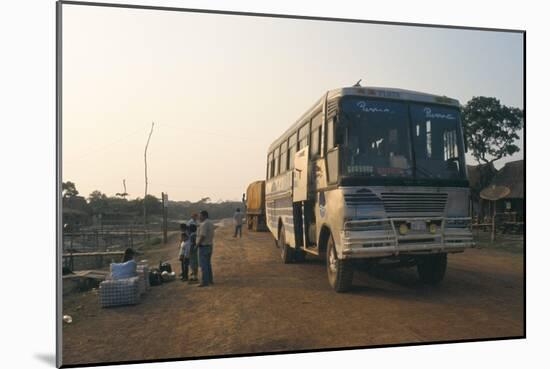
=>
[311,126,320,156]
[280,141,288,173]
[268,152,275,178]
[289,133,297,169]
[326,117,335,150]
[274,147,280,176]
[298,123,309,151]
[267,153,272,179]
[310,112,322,157]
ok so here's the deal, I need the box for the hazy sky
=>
[62,4,524,202]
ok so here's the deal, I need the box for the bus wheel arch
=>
[318,224,332,258]
[322,225,354,292]
[278,218,293,264]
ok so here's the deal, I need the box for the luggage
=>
[159,261,172,274]
[148,269,163,286]
[99,276,140,307]
[110,260,138,280]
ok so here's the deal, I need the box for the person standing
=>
[197,210,215,287]
[179,232,190,281]
[187,212,198,227]
[233,208,243,238]
[187,223,199,283]
[178,223,188,279]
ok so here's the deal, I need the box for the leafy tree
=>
[88,190,108,214]
[461,96,523,165]
[143,194,163,215]
[62,181,79,198]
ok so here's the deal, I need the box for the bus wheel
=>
[279,225,294,264]
[326,232,353,292]
[417,253,447,285]
[252,216,258,232]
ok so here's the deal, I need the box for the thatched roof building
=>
[467,163,497,198]
[487,159,524,199]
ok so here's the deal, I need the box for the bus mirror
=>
[463,133,468,153]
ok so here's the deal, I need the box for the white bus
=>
[265,85,474,292]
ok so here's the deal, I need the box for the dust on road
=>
[63,222,524,366]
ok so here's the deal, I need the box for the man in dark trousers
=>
[197,210,215,287]
[233,208,243,238]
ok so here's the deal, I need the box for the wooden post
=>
[162,192,168,244]
[491,201,496,242]
[143,122,154,237]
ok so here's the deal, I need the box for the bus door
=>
[293,147,310,249]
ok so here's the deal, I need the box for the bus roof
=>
[327,86,460,107]
[267,86,460,152]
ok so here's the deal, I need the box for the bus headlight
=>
[429,223,437,234]
[399,223,409,235]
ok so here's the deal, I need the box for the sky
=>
[62,4,524,202]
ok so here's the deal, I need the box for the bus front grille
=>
[381,192,448,214]
[344,192,383,206]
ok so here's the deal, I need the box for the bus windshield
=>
[409,103,466,180]
[340,97,413,178]
[340,97,466,180]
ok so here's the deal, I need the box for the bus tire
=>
[279,225,294,264]
[252,216,258,232]
[326,232,353,292]
[417,253,447,285]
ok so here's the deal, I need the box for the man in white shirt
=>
[233,208,243,238]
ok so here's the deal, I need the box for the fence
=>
[62,228,164,253]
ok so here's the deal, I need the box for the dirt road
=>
[62,222,524,366]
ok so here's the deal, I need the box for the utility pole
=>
[143,122,154,237]
[161,192,168,244]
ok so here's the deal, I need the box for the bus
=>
[265,85,474,292]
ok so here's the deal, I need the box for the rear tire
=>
[326,232,353,292]
[417,253,447,285]
[279,225,294,264]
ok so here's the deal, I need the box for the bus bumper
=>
[339,217,474,259]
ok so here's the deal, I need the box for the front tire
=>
[326,232,353,292]
[417,253,447,285]
[278,225,294,264]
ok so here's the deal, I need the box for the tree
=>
[143,194,162,215]
[461,96,523,165]
[62,181,79,198]
[88,190,108,214]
